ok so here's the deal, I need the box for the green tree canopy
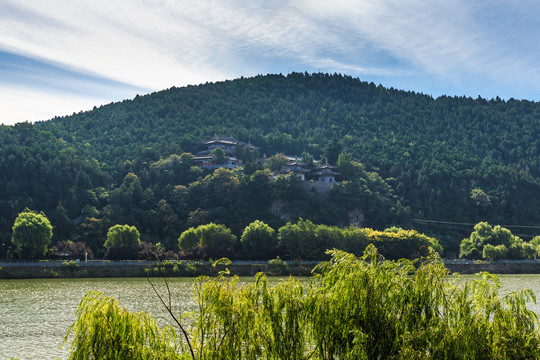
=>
[211,147,227,164]
[104,224,140,249]
[11,209,52,259]
[178,226,200,251]
[460,222,522,259]
[11,209,53,259]
[470,188,491,207]
[178,223,237,258]
[278,218,323,260]
[264,153,289,171]
[240,220,276,259]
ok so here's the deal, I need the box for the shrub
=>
[267,256,290,275]
[53,241,94,260]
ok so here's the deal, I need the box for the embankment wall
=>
[2,260,540,279]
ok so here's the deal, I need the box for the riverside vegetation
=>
[62,246,540,360]
[6,207,443,263]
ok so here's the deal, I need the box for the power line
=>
[412,219,540,238]
[412,219,540,229]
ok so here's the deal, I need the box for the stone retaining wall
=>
[444,260,540,274]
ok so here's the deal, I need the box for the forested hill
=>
[1,72,540,253]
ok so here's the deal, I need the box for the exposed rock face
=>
[348,208,364,227]
[270,200,296,222]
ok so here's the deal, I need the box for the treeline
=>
[1,73,540,253]
[66,246,540,359]
[178,219,441,261]
[7,206,438,261]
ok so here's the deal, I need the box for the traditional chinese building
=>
[194,134,257,169]
[281,159,310,181]
[313,161,340,183]
[199,135,257,155]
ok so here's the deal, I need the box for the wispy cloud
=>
[1,0,540,124]
[0,85,115,125]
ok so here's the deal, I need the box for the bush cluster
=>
[177,219,442,260]
[460,222,540,260]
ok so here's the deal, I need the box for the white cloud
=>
[0,1,230,89]
[0,85,120,125]
[1,0,540,125]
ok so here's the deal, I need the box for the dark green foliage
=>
[52,240,94,259]
[210,147,226,164]
[1,73,540,254]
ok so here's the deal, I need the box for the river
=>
[2,275,540,360]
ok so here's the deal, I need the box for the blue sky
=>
[1,1,540,125]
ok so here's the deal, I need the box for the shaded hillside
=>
[1,73,539,252]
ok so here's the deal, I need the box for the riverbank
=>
[444,259,540,274]
[2,259,540,279]
[0,259,315,279]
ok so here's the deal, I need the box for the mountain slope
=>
[0,72,538,251]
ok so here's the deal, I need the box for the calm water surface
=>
[2,275,540,359]
[0,277,197,360]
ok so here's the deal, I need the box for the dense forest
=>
[1,72,539,257]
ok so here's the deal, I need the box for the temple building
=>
[194,134,258,169]
[279,158,310,181]
[313,162,340,183]
[192,135,341,193]
[199,135,256,155]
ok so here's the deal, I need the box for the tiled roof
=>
[201,135,258,148]
[313,169,340,176]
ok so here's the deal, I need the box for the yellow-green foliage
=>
[67,246,540,359]
[177,223,237,255]
[11,209,53,259]
[104,224,140,249]
[65,290,186,360]
[277,220,442,260]
[363,227,443,259]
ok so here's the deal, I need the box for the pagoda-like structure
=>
[313,161,340,183]
[199,134,257,155]
[194,134,258,169]
[280,159,310,181]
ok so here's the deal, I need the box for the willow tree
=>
[12,208,53,259]
[66,246,540,359]
[104,224,140,249]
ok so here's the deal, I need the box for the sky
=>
[1,0,540,125]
